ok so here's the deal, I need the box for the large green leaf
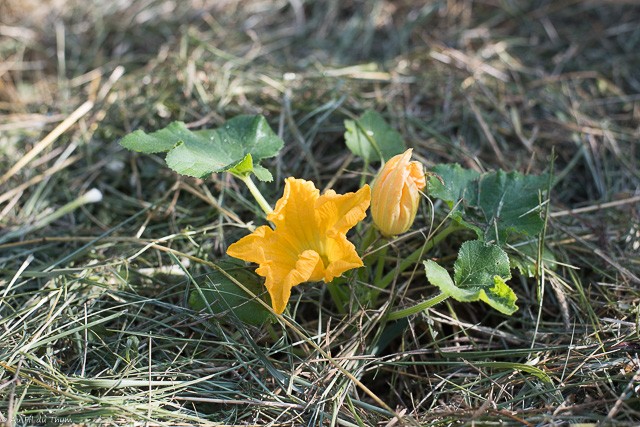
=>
[477,170,547,243]
[120,115,283,181]
[428,164,547,245]
[344,110,405,162]
[428,164,480,205]
[424,240,517,315]
[188,262,272,325]
[120,121,201,153]
[428,163,481,233]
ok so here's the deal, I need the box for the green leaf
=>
[227,153,255,176]
[163,128,234,177]
[428,164,480,206]
[477,170,547,244]
[424,240,517,315]
[120,121,200,154]
[509,241,557,277]
[226,153,274,182]
[251,164,273,182]
[428,164,547,244]
[344,110,405,162]
[119,115,283,181]
[454,240,511,287]
[423,260,460,297]
[188,262,272,325]
[428,164,481,233]
[482,276,518,314]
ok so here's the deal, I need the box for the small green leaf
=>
[227,153,255,176]
[424,240,518,315]
[251,164,273,182]
[120,115,283,181]
[225,153,274,182]
[344,110,405,162]
[188,263,272,325]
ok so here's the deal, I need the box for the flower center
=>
[319,252,330,268]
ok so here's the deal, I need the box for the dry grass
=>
[1,0,640,425]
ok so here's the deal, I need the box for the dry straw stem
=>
[551,194,640,217]
[146,243,407,423]
[0,100,93,186]
[1,0,640,425]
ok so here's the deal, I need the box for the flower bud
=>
[371,149,426,237]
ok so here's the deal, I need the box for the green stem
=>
[265,322,280,342]
[359,224,378,253]
[386,292,449,321]
[365,240,389,304]
[374,243,388,285]
[326,281,347,315]
[238,174,273,215]
[377,222,463,290]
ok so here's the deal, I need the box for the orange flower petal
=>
[324,236,364,281]
[316,185,371,238]
[226,225,273,265]
[227,178,371,315]
[260,249,323,314]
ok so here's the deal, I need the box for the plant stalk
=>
[386,292,449,321]
[377,222,463,290]
[239,174,273,215]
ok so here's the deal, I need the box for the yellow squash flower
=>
[227,178,371,314]
[371,149,426,237]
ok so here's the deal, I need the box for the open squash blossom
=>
[371,149,426,237]
[227,178,371,314]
